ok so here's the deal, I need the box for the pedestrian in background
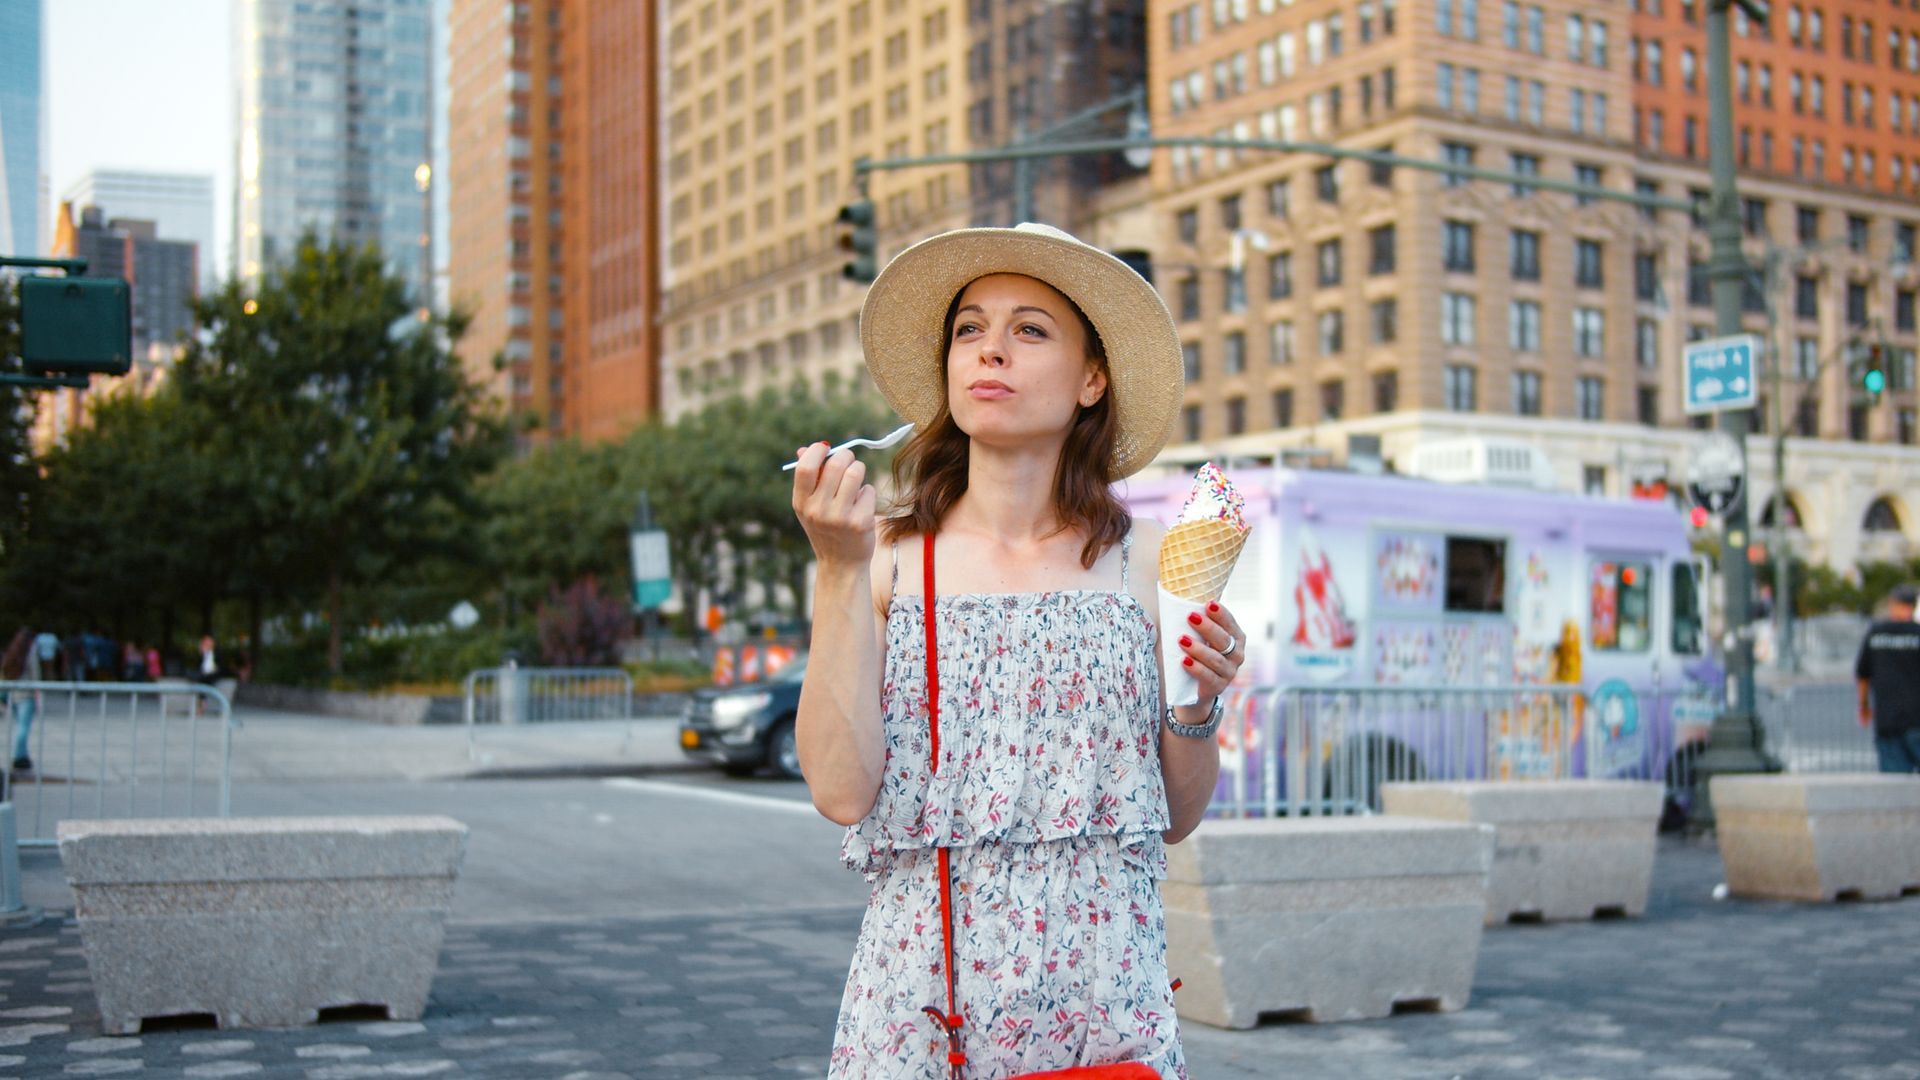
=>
[144,643,163,681]
[1857,583,1920,773]
[2,628,43,774]
[195,635,220,685]
[793,224,1237,1077]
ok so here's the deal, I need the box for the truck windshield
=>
[1672,562,1703,655]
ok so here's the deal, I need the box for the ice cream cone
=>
[1158,518,1249,602]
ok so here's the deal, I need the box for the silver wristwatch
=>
[1165,696,1224,739]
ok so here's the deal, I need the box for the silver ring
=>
[1221,637,1239,658]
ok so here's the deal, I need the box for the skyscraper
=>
[232,0,435,301]
[447,0,571,436]
[62,170,217,288]
[0,0,46,259]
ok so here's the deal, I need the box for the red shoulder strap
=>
[920,532,966,1075]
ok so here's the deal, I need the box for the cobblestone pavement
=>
[3,837,1918,1079]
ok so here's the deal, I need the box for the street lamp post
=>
[1691,0,1779,827]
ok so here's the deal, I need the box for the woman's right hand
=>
[792,442,878,567]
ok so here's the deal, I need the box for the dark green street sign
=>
[20,276,133,376]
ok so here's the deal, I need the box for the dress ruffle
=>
[842,591,1170,879]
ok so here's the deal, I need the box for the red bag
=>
[917,534,1163,1080]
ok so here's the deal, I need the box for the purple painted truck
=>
[1122,466,1721,814]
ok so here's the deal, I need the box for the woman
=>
[1,628,39,773]
[791,224,1245,1078]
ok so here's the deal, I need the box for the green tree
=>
[174,234,507,674]
[476,437,630,624]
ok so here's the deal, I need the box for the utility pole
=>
[1691,0,1779,827]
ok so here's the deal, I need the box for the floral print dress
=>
[830,533,1187,1079]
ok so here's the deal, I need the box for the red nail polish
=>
[1179,635,1192,648]
[1187,613,1202,626]
[816,440,830,446]
[1208,602,1219,613]
[1182,657,1194,667]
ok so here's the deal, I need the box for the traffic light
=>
[18,275,132,379]
[836,199,877,284]
[1861,343,1886,402]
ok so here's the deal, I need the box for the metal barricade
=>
[463,666,637,759]
[1209,683,1585,818]
[0,680,235,848]
[1759,681,1877,773]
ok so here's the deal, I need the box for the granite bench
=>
[1162,816,1494,1028]
[1711,773,1920,902]
[1382,779,1664,924]
[58,816,468,1033]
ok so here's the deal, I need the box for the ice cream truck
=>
[1123,457,1719,814]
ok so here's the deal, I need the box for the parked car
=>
[678,653,807,779]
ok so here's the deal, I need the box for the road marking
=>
[603,777,821,816]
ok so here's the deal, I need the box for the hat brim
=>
[860,226,1184,480]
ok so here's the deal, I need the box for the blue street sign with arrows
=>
[1683,334,1760,415]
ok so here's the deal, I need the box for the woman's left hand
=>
[1178,601,1247,699]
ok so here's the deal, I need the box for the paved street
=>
[1,708,1917,1078]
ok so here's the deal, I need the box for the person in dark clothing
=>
[1857,584,1920,773]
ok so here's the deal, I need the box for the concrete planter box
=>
[1382,780,1663,924]
[58,816,467,1033]
[1162,816,1494,1028]
[233,683,465,725]
[1712,773,1920,902]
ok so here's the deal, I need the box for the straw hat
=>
[860,223,1183,480]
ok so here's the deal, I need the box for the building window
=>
[1577,376,1605,420]
[1182,341,1202,381]
[1179,278,1201,321]
[1509,152,1540,196]
[1316,165,1340,203]
[1796,205,1819,244]
[1792,336,1818,380]
[1443,220,1476,272]
[1584,466,1609,497]
[1442,292,1477,345]
[1269,320,1296,364]
[1317,239,1342,286]
[1267,179,1292,219]
[1369,225,1396,274]
[1177,207,1199,244]
[1575,238,1604,287]
[1510,229,1541,280]
[1525,4,1543,53]
[1224,267,1247,313]
[1573,306,1605,357]
[1220,194,1242,231]
[1183,404,1202,442]
[1267,251,1294,300]
[1794,275,1818,319]
[1573,163,1603,205]
[1223,330,1247,374]
[1357,371,1395,416]
[1320,379,1345,420]
[1318,309,1345,354]
[1509,299,1542,351]
[1897,289,1916,333]
[1636,318,1659,369]
[1512,370,1542,415]
[1634,252,1659,301]
[1371,297,1398,343]
[1442,142,1475,186]
[1446,365,1479,411]
[1273,388,1295,428]
[1847,214,1869,253]
[1638,385,1659,425]
[1225,396,1247,435]
[1847,281,1869,327]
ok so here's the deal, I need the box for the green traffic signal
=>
[1861,343,1886,400]
[1864,368,1886,395]
[837,200,877,284]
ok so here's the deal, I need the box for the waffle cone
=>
[1158,519,1249,602]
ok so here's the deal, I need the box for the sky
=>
[45,0,232,277]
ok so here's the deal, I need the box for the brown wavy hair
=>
[879,279,1131,569]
